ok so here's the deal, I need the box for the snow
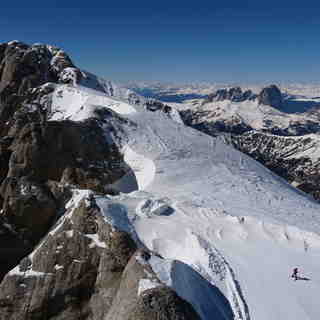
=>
[65,230,74,238]
[54,264,64,271]
[22,83,320,319]
[49,84,136,122]
[122,146,155,191]
[138,278,161,295]
[9,266,50,278]
[85,234,107,248]
[98,106,320,320]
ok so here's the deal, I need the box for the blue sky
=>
[2,1,320,82]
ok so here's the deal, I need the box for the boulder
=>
[129,286,201,320]
[0,177,58,242]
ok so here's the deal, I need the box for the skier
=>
[291,267,299,281]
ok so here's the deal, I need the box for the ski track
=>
[47,84,320,320]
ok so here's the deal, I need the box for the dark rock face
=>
[0,40,128,283]
[258,84,283,108]
[0,115,126,280]
[7,119,124,189]
[0,177,58,241]
[206,87,256,103]
[204,85,283,109]
[129,287,201,320]
[0,41,74,97]
[0,41,75,137]
[0,217,33,283]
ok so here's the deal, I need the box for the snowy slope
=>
[47,84,320,320]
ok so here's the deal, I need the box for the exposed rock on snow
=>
[0,41,130,282]
[206,87,256,103]
[258,84,283,109]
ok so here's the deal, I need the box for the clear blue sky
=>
[1,1,320,82]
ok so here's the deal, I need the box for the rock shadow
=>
[282,99,320,114]
[171,260,236,320]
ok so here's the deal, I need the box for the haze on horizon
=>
[2,0,320,83]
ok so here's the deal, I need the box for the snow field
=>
[42,84,320,319]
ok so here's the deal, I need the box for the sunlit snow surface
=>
[49,84,320,320]
[50,84,136,121]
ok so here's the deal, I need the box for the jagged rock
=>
[0,41,51,96]
[0,136,12,184]
[0,41,79,139]
[0,40,128,286]
[206,87,256,103]
[0,198,133,319]
[0,196,202,320]
[129,287,201,320]
[50,49,75,74]
[0,217,33,282]
[258,84,283,108]
[0,177,58,242]
[6,119,125,190]
[180,108,253,136]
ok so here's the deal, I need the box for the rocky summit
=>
[0,40,200,320]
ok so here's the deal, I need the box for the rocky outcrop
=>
[203,85,283,109]
[180,109,253,136]
[258,84,283,108]
[0,40,129,283]
[229,131,320,200]
[205,87,256,103]
[0,111,126,279]
[0,177,58,240]
[0,41,73,137]
[0,41,75,97]
[6,118,124,188]
[0,195,201,320]
[129,287,200,320]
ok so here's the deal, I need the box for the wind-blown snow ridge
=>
[47,84,320,320]
[50,84,136,121]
